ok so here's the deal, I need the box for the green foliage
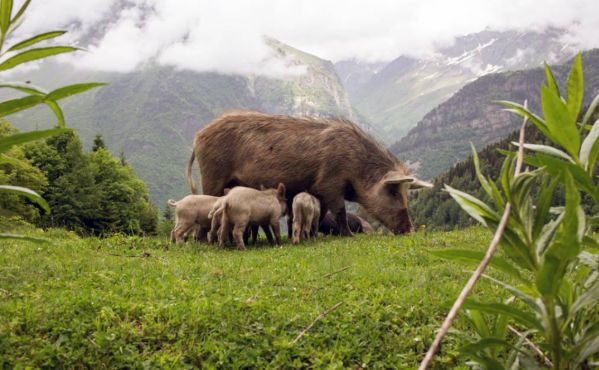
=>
[92,133,105,152]
[0,0,103,241]
[438,54,599,369]
[23,130,158,236]
[1,227,499,368]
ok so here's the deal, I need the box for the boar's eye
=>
[387,184,400,197]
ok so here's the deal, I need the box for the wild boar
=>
[218,184,287,250]
[187,112,432,236]
[319,211,373,235]
[292,192,320,244]
[168,195,218,243]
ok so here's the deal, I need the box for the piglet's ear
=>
[276,183,286,198]
[223,188,230,195]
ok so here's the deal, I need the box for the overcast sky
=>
[13,0,599,77]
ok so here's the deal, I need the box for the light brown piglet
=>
[292,192,320,245]
[218,184,287,250]
[168,195,218,243]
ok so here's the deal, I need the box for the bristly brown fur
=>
[187,111,415,234]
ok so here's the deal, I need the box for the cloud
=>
[11,0,599,76]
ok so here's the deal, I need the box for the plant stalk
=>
[418,102,528,370]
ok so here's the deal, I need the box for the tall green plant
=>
[0,0,104,240]
[423,53,599,369]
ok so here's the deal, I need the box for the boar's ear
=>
[276,183,286,198]
[382,173,415,186]
[409,179,433,189]
[223,188,231,195]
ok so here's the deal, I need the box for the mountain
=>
[8,39,357,207]
[390,48,599,180]
[337,28,576,142]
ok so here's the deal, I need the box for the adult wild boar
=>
[187,112,432,235]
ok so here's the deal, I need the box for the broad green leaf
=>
[458,337,509,355]
[544,62,561,97]
[497,100,552,139]
[488,180,505,210]
[444,185,499,226]
[466,309,491,338]
[0,127,70,153]
[567,53,584,123]
[541,84,580,158]
[514,142,574,163]
[0,46,78,72]
[0,94,43,117]
[482,274,540,311]
[532,177,558,240]
[525,153,599,205]
[7,30,66,51]
[0,185,49,212]
[0,0,12,36]
[536,172,584,298]
[583,93,599,125]
[45,82,106,101]
[464,300,543,331]
[0,81,47,95]
[580,119,599,172]
[45,100,64,127]
[0,233,47,243]
[499,155,514,200]
[471,143,493,199]
[430,249,526,283]
[535,212,564,257]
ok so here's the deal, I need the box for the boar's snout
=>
[394,208,414,235]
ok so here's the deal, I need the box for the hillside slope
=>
[9,39,357,207]
[390,48,599,180]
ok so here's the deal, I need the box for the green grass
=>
[0,227,504,368]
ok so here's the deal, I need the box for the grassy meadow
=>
[0,227,510,369]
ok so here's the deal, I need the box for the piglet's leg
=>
[262,225,275,245]
[271,218,282,246]
[233,222,247,251]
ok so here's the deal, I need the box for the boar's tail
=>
[187,149,197,194]
[167,199,178,207]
